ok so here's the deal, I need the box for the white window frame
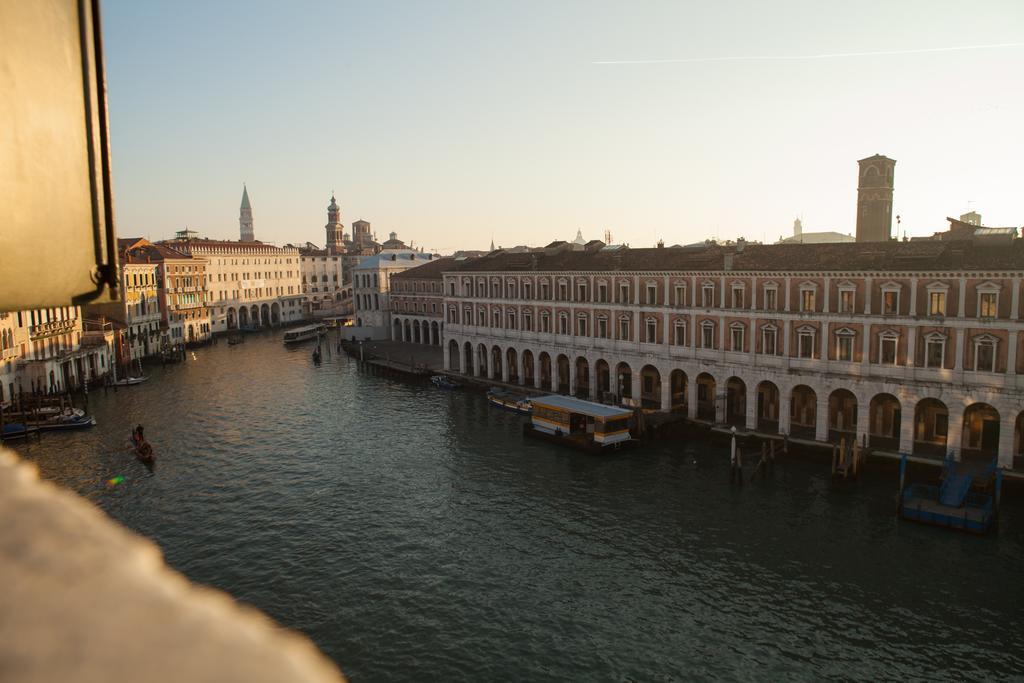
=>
[577,314,588,337]
[881,282,901,315]
[618,316,631,340]
[618,281,630,304]
[673,320,686,346]
[977,282,1000,319]
[729,322,745,352]
[731,283,745,309]
[673,284,687,307]
[762,282,779,311]
[701,283,715,308]
[558,312,568,335]
[645,282,658,306]
[926,282,949,317]
[645,317,657,344]
[973,334,998,372]
[799,282,817,312]
[797,325,816,359]
[878,331,899,365]
[700,320,715,349]
[597,315,609,339]
[924,331,946,369]
[596,281,608,303]
[837,282,856,313]
[835,327,856,361]
[761,324,778,356]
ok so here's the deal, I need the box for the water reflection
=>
[12,331,1024,681]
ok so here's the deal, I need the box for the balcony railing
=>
[29,319,77,340]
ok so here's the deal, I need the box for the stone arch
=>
[413,320,421,344]
[868,393,901,450]
[1015,410,1024,464]
[962,403,1000,460]
[227,307,237,329]
[670,369,688,413]
[393,318,402,340]
[477,343,489,378]
[790,385,817,439]
[756,380,780,433]
[726,377,746,426]
[522,349,535,386]
[491,345,503,380]
[260,303,270,327]
[448,339,460,372]
[506,347,519,384]
[463,341,474,375]
[187,324,195,343]
[696,372,716,421]
[431,321,440,346]
[556,354,570,394]
[574,357,589,398]
[640,364,661,409]
[595,359,610,399]
[250,305,259,327]
[271,302,281,325]
[539,352,552,391]
[615,362,632,401]
[404,319,412,342]
[828,388,858,441]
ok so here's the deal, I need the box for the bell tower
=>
[325,193,344,255]
[855,154,895,242]
[239,185,255,242]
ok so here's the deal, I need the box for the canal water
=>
[13,333,1024,681]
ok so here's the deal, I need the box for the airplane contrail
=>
[593,42,1024,65]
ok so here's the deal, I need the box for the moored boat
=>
[898,454,1002,534]
[115,375,149,386]
[524,395,635,452]
[430,375,459,390]
[487,389,532,414]
[283,324,326,344]
[1,422,39,441]
[38,409,97,432]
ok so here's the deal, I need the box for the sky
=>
[104,0,1024,253]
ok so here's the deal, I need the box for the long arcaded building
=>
[439,238,1024,467]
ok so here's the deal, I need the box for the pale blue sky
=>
[105,0,1024,252]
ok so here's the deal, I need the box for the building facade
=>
[0,306,114,403]
[163,236,304,333]
[440,240,1024,467]
[348,251,440,340]
[389,257,454,346]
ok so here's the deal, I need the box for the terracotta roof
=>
[389,256,454,279]
[442,240,1024,274]
[123,242,194,263]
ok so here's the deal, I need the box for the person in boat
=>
[132,425,153,457]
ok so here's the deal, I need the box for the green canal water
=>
[13,332,1024,681]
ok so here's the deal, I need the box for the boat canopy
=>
[529,395,631,419]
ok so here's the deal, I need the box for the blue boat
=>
[1,422,39,441]
[898,453,1002,534]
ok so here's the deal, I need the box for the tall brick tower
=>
[855,154,895,242]
[239,185,255,242]
[325,193,344,255]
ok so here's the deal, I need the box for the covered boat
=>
[524,395,634,451]
[430,375,459,390]
[283,324,326,344]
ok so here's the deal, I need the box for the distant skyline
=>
[105,0,1024,252]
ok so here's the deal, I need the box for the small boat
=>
[487,389,533,414]
[227,335,244,346]
[37,408,96,432]
[283,324,327,344]
[430,375,459,390]
[115,376,149,386]
[1,422,39,441]
[898,454,1002,534]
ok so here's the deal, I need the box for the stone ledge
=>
[0,449,346,683]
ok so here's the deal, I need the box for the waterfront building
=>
[440,239,1024,467]
[84,238,164,362]
[164,207,304,332]
[0,306,114,401]
[340,219,381,284]
[389,256,457,346]
[347,251,440,340]
[290,195,350,317]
